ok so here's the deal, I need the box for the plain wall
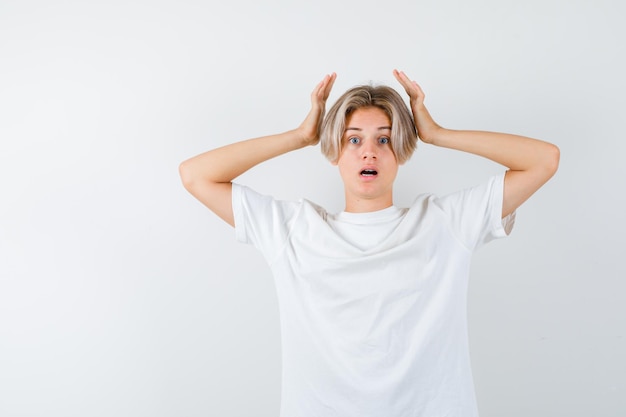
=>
[1,0,624,416]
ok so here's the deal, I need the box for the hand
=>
[297,72,337,146]
[393,69,441,144]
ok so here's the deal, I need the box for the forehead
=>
[345,106,391,127]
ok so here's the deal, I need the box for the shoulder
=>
[234,182,324,207]
[431,174,506,213]
[232,183,329,226]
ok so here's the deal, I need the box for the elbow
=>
[178,159,197,191]
[545,143,560,178]
[533,143,560,184]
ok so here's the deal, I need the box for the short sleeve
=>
[232,183,301,261]
[433,173,515,250]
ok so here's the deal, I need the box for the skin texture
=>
[334,107,399,213]
[392,69,560,218]
[179,73,337,226]
[179,70,559,226]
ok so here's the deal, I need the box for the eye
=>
[379,137,390,144]
[349,137,360,144]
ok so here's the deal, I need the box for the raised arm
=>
[179,73,336,226]
[393,69,560,218]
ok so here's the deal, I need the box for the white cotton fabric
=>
[232,173,514,417]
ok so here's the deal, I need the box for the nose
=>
[361,139,377,160]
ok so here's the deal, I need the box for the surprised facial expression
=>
[334,106,399,212]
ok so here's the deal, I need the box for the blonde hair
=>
[320,85,417,164]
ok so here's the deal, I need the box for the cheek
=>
[336,156,360,180]
[337,160,352,177]
[384,149,398,165]
[385,157,399,177]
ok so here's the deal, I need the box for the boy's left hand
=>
[393,69,442,144]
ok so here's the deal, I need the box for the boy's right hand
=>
[296,73,337,147]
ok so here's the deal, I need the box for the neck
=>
[344,195,394,213]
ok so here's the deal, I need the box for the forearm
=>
[426,127,560,173]
[428,127,560,217]
[178,73,335,226]
[394,69,560,217]
[179,129,308,187]
[394,70,559,174]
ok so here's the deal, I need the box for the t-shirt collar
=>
[333,205,403,224]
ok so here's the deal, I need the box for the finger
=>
[322,72,337,100]
[311,76,329,104]
[411,80,425,99]
[393,68,410,85]
[312,73,336,103]
[393,68,407,84]
[393,69,425,100]
[393,69,415,94]
[313,76,326,96]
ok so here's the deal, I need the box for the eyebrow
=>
[345,126,392,132]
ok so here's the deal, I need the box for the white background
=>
[1,0,624,416]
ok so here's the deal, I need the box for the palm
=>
[299,73,336,146]
[393,69,440,143]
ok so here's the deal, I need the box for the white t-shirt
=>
[232,173,515,417]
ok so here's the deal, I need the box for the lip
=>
[359,165,379,181]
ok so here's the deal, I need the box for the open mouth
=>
[360,169,378,177]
